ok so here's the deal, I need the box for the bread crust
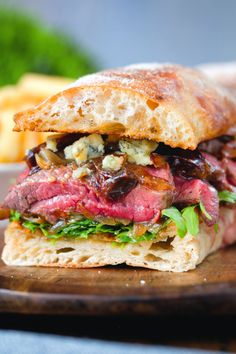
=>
[199,62,236,90]
[2,213,232,272]
[14,63,236,149]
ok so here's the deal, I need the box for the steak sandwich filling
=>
[2,63,236,272]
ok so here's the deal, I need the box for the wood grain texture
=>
[1,231,236,316]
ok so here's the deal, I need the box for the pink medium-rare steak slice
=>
[174,176,219,225]
[3,164,175,223]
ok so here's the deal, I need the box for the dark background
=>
[1,313,236,352]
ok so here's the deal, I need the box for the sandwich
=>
[199,61,236,91]
[1,63,236,272]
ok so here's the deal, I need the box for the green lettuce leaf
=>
[161,207,187,238]
[218,190,236,203]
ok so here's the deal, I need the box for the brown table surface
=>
[1,225,236,352]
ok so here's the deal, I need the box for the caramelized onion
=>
[87,158,138,201]
[35,148,67,170]
[26,143,67,172]
[86,157,173,202]
[140,174,172,191]
[133,223,148,237]
[150,153,167,168]
[157,143,209,179]
[105,175,138,201]
[170,156,210,179]
[35,154,51,170]
[95,216,130,225]
[129,164,173,191]
[25,143,45,169]
[40,148,67,166]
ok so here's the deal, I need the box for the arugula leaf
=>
[199,201,212,220]
[214,223,219,233]
[162,207,187,238]
[22,220,50,234]
[182,205,199,236]
[22,220,39,232]
[12,213,157,244]
[218,190,236,203]
[11,198,214,244]
[10,210,21,222]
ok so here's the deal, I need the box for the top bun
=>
[13,63,236,149]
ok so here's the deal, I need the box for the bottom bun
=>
[3,208,236,272]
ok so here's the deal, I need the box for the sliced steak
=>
[3,164,175,224]
[157,144,210,179]
[199,135,234,159]
[202,152,236,192]
[174,176,219,226]
[220,208,236,246]
[202,152,233,191]
[222,158,236,187]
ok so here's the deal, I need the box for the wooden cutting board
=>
[1,230,236,316]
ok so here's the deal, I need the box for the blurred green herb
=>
[0,7,97,86]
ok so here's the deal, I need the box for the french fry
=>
[0,73,72,163]
[18,73,73,100]
[0,110,24,162]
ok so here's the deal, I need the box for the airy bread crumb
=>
[2,215,227,272]
[14,64,236,149]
